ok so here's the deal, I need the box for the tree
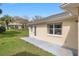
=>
[0,9,2,14]
[0,4,3,26]
[0,9,2,25]
[0,4,2,14]
[32,16,44,20]
[0,15,13,29]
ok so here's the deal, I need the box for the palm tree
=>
[0,15,13,29]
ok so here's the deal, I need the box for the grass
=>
[0,29,54,56]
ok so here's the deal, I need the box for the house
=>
[8,22,23,29]
[28,3,78,56]
[8,16,28,29]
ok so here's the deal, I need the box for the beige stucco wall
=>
[63,19,78,49]
[69,7,78,55]
[78,16,79,55]
[29,19,78,50]
[78,7,79,56]
[65,7,78,15]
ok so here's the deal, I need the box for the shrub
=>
[0,26,6,33]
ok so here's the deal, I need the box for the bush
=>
[0,26,6,33]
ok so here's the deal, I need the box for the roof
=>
[13,16,29,24]
[27,12,76,25]
[60,3,79,16]
[61,3,79,8]
[9,22,22,25]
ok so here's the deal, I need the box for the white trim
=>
[48,34,63,38]
[47,22,62,35]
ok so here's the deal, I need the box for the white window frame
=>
[47,22,62,36]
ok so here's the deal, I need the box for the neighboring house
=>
[28,3,78,56]
[8,22,23,29]
[8,16,28,29]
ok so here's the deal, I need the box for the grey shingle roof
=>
[28,12,76,25]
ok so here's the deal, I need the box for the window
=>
[47,24,53,34]
[47,23,62,35]
[15,25,18,29]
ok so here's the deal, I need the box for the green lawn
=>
[0,29,54,56]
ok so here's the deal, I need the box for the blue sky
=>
[0,3,63,19]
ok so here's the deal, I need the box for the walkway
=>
[21,37,73,56]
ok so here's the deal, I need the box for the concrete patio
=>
[21,37,73,56]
